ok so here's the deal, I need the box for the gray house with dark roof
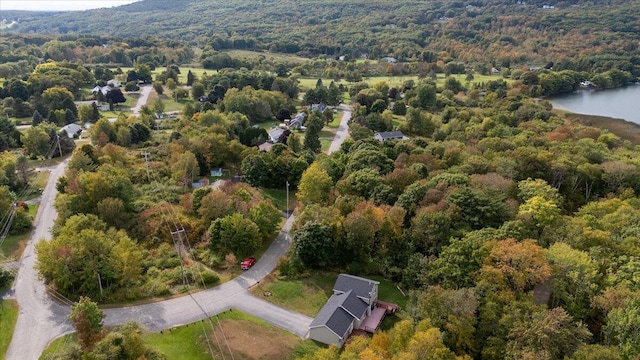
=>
[308,274,380,347]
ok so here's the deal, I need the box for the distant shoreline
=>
[554,109,640,146]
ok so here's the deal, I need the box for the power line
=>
[141,125,235,360]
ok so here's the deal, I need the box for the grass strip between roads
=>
[0,299,19,359]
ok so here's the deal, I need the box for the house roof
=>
[334,274,380,300]
[257,142,273,151]
[338,290,369,319]
[268,127,285,141]
[92,85,112,96]
[374,131,405,141]
[60,123,82,138]
[309,290,368,337]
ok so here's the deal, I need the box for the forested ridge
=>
[3,0,640,71]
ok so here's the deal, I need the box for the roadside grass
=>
[39,333,76,360]
[0,234,27,260]
[0,203,38,260]
[0,299,19,359]
[321,138,331,153]
[123,92,140,107]
[260,188,297,212]
[327,111,342,128]
[142,322,212,360]
[147,92,193,113]
[158,94,194,112]
[16,170,49,201]
[319,128,338,153]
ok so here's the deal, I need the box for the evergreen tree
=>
[91,102,101,121]
[32,110,44,126]
[186,70,195,86]
[303,112,324,153]
[47,110,57,124]
[64,108,76,125]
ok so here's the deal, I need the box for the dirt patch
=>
[209,319,299,360]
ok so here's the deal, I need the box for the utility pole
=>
[56,134,63,158]
[171,228,188,286]
[97,273,103,297]
[141,151,151,182]
[286,181,290,218]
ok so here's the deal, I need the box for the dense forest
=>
[3,0,640,78]
[1,0,640,359]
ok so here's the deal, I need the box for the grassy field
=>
[0,299,19,359]
[298,73,509,91]
[42,311,320,360]
[158,93,194,112]
[119,67,217,84]
[223,50,312,65]
[146,91,194,113]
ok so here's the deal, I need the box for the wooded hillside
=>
[3,0,640,72]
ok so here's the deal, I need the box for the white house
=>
[374,131,408,142]
[308,274,380,347]
[60,123,82,138]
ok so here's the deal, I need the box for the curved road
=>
[6,160,72,360]
[6,103,351,359]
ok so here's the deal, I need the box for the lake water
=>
[549,84,640,125]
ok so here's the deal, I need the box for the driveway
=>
[327,104,351,154]
[131,85,153,115]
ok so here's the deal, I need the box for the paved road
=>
[131,85,153,115]
[103,215,312,337]
[5,100,352,359]
[327,104,351,154]
[5,160,72,360]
